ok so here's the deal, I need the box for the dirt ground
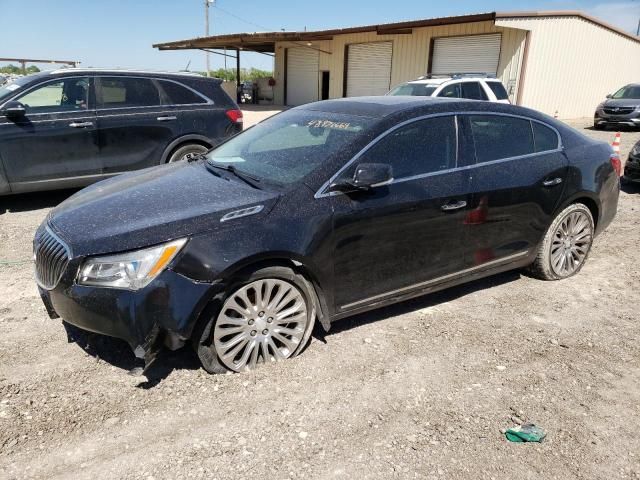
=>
[0,113,639,480]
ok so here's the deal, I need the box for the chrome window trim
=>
[95,75,213,109]
[314,111,563,199]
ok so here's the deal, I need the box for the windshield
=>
[612,85,640,99]
[206,110,375,186]
[388,83,438,97]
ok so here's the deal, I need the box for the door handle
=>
[68,121,93,128]
[543,177,563,187]
[441,200,467,212]
[157,116,177,121]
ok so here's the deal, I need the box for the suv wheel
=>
[529,203,594,280]
[195,267,316,374]
[168,143,209,163]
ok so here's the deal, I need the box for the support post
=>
[236,48,241,104]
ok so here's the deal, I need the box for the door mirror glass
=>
[1,100,26,117]
[330,163,393,192]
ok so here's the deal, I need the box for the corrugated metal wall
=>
[273,21,527,105]
[496,16,640,118]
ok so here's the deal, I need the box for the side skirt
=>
[331,251,533,322]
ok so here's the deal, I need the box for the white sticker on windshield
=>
[5,84,20,91]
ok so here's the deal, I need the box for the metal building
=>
[154,11,640,118]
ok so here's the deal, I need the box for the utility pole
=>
[205,0,215,77]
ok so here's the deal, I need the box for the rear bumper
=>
[39,267,221,364]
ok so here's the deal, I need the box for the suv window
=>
[486,81,509,100]
[16,77,89,114]
[358,116,457,178]
[460,82,488,101]
[532,122,559,152]
[469,115,534,163]
[159,80,208,105]
[98,77,160,108]
[437,83,460,98]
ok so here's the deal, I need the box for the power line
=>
[212,4,276,32]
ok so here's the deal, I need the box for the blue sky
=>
[0,0,638,72]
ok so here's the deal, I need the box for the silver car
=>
[594,84,640,130]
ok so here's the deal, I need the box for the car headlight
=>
[78,238,187,290]
[632,143,640,156]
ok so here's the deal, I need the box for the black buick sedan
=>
[35,97,620,374]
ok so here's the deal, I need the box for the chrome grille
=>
[34,227,70,290]
[603,107,634,115]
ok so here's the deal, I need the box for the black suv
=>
[0,69,243,195]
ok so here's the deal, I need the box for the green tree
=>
[199,67,273,82]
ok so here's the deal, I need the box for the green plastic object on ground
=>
[505,424,547,443]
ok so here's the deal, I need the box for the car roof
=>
[299,96,458,117]
[297,96,561,124]
[16,69,219,83]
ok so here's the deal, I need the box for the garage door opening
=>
[430,33,501,75]
[345,41,393,97]
[285,48,319,106]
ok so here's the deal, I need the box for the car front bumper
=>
[594,110,640,128]
[39,264,221,368]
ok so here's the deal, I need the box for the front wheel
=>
[529,203,595,280]
[195,267,316,374]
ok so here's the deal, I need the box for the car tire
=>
[529,203,595,281]
[167,143,209,163]
[593,122,604,130]
[194,266,317,374]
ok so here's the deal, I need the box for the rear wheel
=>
[167,143,208,163]
[529,203,595,280]
[195,267,316,374]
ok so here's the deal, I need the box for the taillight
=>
[226,109,243,124]
[610,153,622,177]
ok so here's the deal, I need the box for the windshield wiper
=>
[206,161,262,189]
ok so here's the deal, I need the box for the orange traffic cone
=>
[612,132,621,156]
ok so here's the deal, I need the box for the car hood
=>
[48,162,280,257]
[602,98,640,108]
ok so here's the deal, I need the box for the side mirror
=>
[330,163,393,193]
[605,94,612,99]
[1,101,26,118]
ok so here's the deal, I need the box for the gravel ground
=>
[0,115,639,480]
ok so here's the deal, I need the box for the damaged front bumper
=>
[39,265,221,373]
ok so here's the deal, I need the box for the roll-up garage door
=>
[431,34,501,75]
[286,48,319,106]
[346,41,393,97]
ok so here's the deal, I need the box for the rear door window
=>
[159,80,208,105]
[460,82,488,101]
[358,115,457,178]
[98,77,161,108]
[486,81,509,100]
[469,115,534,163]
[437,83,461,98]
[532,122,559,152]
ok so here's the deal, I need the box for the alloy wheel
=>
[213,279,309,372]
[550,210,593,277]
